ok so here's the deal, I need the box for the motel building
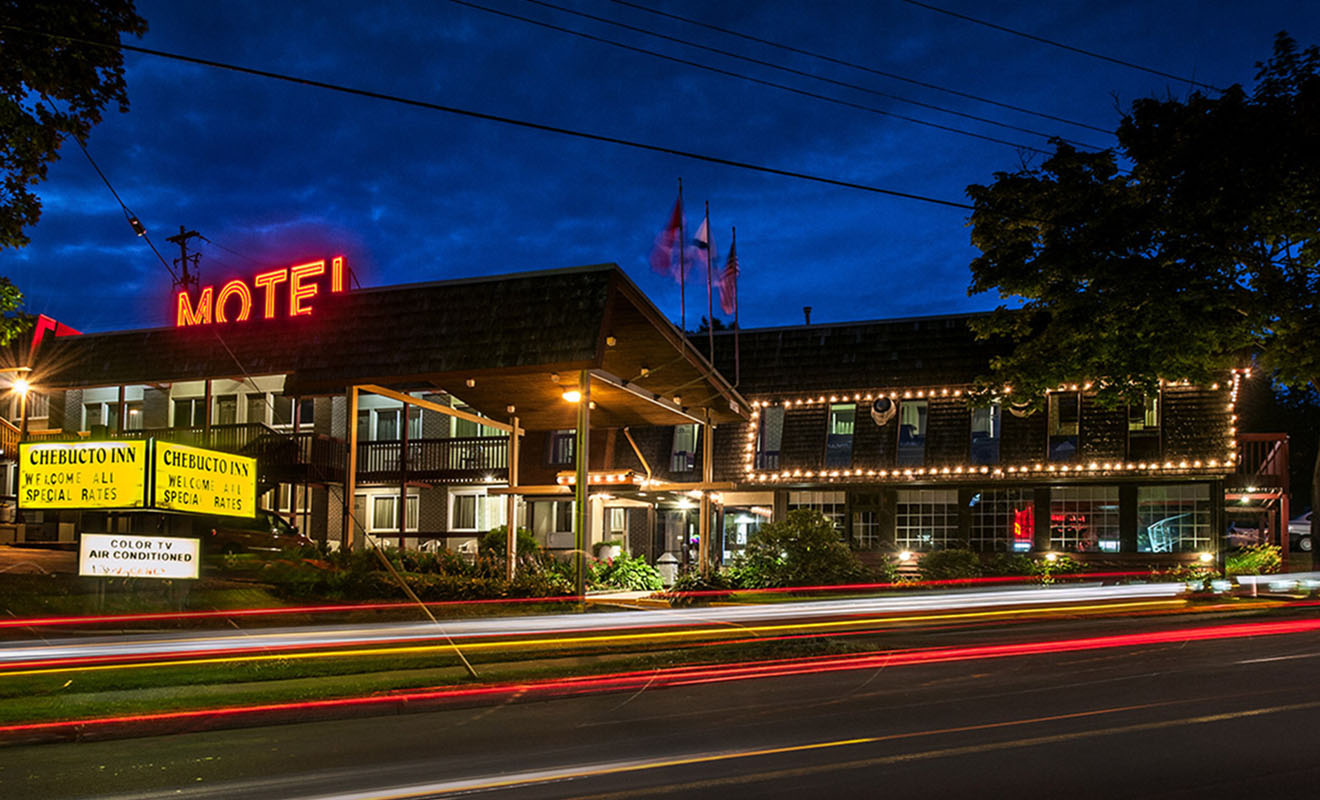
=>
[0,260,1292,571]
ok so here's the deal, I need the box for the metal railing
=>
[357,436,507,481]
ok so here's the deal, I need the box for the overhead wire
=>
[507,0,1103,148]
[606,0,1112,135]
[446,0,1056,155]
[0,23,976,211]
[66,134,178,283]
[901,0,1225,92]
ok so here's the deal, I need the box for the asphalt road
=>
[2,607,1319,799]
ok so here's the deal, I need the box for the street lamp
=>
[11,375,30,441]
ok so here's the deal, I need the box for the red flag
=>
[718,237,738,315]
[649,194,683,279]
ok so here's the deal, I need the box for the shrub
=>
[479,526,540,558]
[588,551,664,591]
[734,509,869,589]
[1226,544,1282,576]
[918,548,983,582]
[657,568,738,606]
[984,553,1035,577]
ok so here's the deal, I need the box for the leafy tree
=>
[0,0,148,249]
[965,33,1320,562]
[733,508,869,589]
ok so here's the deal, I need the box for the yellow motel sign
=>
[19,441,148,509]
[152,441,256,518]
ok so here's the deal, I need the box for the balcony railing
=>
[357,437,507,483]
[1235,433,1289,489]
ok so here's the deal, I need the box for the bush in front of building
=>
[479,526,541,559]
[731,509,871,590]
[917,548,983,582]
[656,568,738,606]
[1226,543,1282,576]
[589,551,664,591]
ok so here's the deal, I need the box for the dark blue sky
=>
[8,0,1318,333]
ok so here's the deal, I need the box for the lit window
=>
[1128,394,1160,460]
[970,403,1001,465]
[1138,484,1211,553]
[549,430,575,465]
[897,400,927,467]
[1051,486,1120,552]
[895,489,959,551]
[671,424,698,472]
[825,403,855,467]
[368,494,419,532]
[968,488,1033,552]
[1048,392,1079,462]
[787,490,846,533]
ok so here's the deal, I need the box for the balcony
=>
[356,436,507,484]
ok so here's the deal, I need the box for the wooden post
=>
[506,415,520,581]
[116,384,126,435]
[398,398,409,549]
[699,408,713,577]
[203,379,212,439]
[343,386,359,552]
[574,371,591,598]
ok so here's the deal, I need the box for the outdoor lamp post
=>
[13,376,30,440]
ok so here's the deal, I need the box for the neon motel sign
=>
[175,256,348,327]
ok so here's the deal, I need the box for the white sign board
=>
[78,533,200,580]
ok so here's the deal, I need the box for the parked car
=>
[1225,522,1265,549]
[203,509,311,555]
[1290,510,1313,553]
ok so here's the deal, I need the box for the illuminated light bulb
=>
[1199,552,1213,563]
[561,390,581,403]
[898,550,913,562]
[1045,553,1059,563]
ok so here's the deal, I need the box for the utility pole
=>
[166,225,202,295]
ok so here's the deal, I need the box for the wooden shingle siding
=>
[1164,386,1230,461]
[1080,395,1126,462]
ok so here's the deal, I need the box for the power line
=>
[508,0,1103,149]
[68,136,179,283]
[2,23,976,211]
[447,0,1052,155]
[901,0,1225,92]
[606,0,1112,136]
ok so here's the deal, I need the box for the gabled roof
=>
[34,264,748,428]
[703,313,1005,396]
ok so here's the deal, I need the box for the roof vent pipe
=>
[803,306,812,325]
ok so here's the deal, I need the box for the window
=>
[1048,392,1080,462]
[895,489,959,551]
[671,424,698,472]
[755,406,784,469]
[272,396,315,429]
[1138,484,1211,553]
[722,506,770,561]
[367,494,418,532]
[124,401,143,430]
[452,495,477,530]
[549,430,575,464]
[246,393,267,425]
[357,406,421,441]
[531,500,575,537]
[607,507,627,537]
[825,403,855,467]
[1051,486,1120,553]
[1128,394,1160,461]
[970,403,1001,465]
[787,490,846,532]
[896,400,927,467]
[852,510,882,550]
[173,397,204,427]
[968,488,1034,552]
[214,394,237,425]
[271,483,310,514]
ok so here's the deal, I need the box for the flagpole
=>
[705,201,715,364]
[732,226,740,387]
